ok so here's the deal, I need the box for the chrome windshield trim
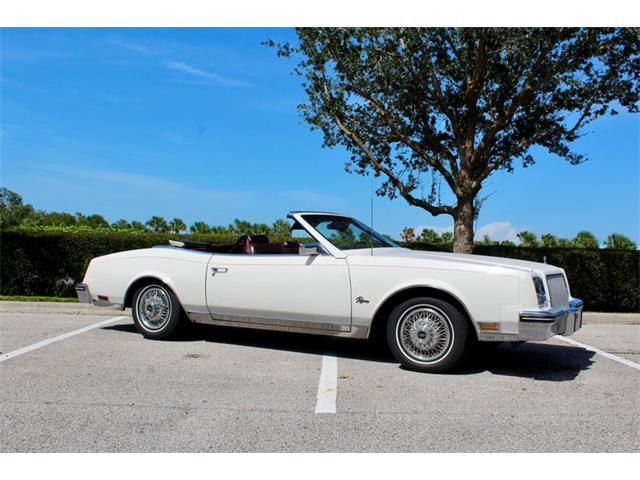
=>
[288,212,398,258]
[288,212,346,259]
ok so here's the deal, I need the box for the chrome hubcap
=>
[398,306,452,363]
[137,286,171,331]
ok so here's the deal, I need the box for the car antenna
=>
[370,172,374,257]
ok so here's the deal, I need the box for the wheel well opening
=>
[368,286,478,344]
[124,277,170,308]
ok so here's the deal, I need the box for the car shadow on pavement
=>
[104,322,396,364]
[461,342,596,381]
[104,323,595,381]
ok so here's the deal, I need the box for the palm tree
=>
[229,219,253,235]
[400,227,415,243]
[111,219,131,230]
[209,225,230,235]
[130,221,148,231]
[168,218,187,234]
[540,234,559,248]
[605,233,637,250]
[270,219,291,238]
[517,231,539,248]
[146,216,169,232]
[252,223,270,234]
[418,228,439,243]
[440,232,454,245]
[573,231,599,249]
[190,221,211,234]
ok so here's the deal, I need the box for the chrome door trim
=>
[186,311,368,339]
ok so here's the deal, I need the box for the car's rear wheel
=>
[132,283,184,340]
[386,296,471,373]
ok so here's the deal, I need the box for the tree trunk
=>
[453,197,475,254]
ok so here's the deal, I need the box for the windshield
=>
[300,214,398,250]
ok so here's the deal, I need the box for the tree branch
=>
[346,85,459,190]
[479,130,551,181]
[566,102,595,137]
[322,81,455,217]
[472,30,565,168]
[462,28,489,166]
[323,37,460,190]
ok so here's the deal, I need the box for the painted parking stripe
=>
[0,316,127,363]
[554,335,640,371]
[315,352,338,413]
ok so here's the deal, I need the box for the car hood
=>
[346,247,563,275]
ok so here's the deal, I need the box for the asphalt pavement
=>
[1,302,638,452]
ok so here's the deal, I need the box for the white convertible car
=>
[76,211,583,372]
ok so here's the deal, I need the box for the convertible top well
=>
[168,234,300,255]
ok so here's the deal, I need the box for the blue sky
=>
[1,28,638,242]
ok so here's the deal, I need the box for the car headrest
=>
[248,234,269,244]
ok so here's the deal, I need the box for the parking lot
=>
[1,302,638,452]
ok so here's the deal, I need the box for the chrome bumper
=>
[75,283,92,304]
[518,298,584,341]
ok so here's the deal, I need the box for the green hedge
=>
[0,231,241,299]
[410,242,639,312]
[1,231,638,312]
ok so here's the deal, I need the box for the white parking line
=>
[0,316,127,363]
[554,335,640,371]
[315,352,338,413]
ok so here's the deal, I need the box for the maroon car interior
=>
[170,234,300,255]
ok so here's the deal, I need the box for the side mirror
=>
[299,244,322,256]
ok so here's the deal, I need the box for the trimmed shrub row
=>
[410,242,639,312]
[1,231,638,312]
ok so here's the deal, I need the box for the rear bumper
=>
[518,298,584,341]
[75,283,92,304]
[75,283,120,308]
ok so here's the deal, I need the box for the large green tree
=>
[0,188,35,228]
[270,28,639,253]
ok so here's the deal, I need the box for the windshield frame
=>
[288,212,399,256]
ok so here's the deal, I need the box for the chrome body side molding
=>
[186,311,369,339]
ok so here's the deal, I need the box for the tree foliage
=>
[168,218,187,234]
[2,187,636,250]
[268,28,639,253]
[0,188,36,228]
[146,216,169,233]
[573,231,600,249]
[517,231,539,248]
[605,233,637,250]
[400,227,415,242]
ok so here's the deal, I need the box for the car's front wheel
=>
[132,283,184,340]
[386,296,471,373]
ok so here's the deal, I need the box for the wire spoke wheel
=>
[136,286,172,331]
[396,305,453,363]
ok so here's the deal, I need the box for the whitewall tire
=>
[386,296,471,373]
[132,283,184,340]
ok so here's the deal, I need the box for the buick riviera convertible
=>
[76,211,583,373]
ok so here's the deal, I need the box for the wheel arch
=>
[368,285,479,343]
[123,275,181,309]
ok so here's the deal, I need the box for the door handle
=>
[211,267,228,275]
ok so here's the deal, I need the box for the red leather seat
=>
[212,234,300,255]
